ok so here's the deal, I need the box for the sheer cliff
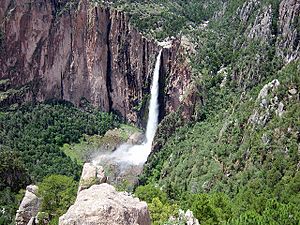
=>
[1,0,300,224]
[0,0,196,126]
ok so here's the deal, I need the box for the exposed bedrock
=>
[59,183,151,225]
[0,0,196,126]
[15,185,40,225]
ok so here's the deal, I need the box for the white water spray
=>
[93,50,162,166]
[145,49,162,145]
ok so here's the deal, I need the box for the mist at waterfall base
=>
[92,50,162,167]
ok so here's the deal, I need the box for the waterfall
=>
[93,50,162,166]
[145,49,162,145]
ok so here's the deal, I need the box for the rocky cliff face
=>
[229,0,300,90]
[239,0,299,62]
[0,0,195,126]
[276,0,300,63]
[161,40,199,121]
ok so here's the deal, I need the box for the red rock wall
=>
[0,0,196,126]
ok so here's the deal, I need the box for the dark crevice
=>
[124,18,133,89]
[60,71,64,99]
[142,39,146,90]
[69,10,73,59]
[95,6,99,22]
[106,10,113,112]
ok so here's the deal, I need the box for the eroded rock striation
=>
[59,183,151,225]
[247,5,272,42]
[0,0,196,126]
[78,163,106,193]
[15,185,40,225]
[276,0,300,63]
[248,79,283,126]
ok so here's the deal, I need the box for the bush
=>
[148,197,178,225]
[0,148,31,192]
[38,175,78,218]
[135,184,168,204]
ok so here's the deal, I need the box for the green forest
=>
[138,61,300,224]
[127,0,300,224]
[0,101,119,224]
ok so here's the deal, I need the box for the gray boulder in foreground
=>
[59,183,151,225]
[15,185,40,225]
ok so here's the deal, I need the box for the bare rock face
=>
[0,0,157,125]
[15,185,40,225]
[239,0,260,23]
[161,38,200,121]
[0,0,196,126]
[59,183,151,225]
[78,163,106,192]
[247,5,272,42]
[276,0,300,63]
[248,79,283,126]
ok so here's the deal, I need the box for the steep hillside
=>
[134,0,300,224]
[0,0,299,224]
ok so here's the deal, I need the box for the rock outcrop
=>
[168,209,199,225]
[127,132,144,145]
[0,0,196,126]
[247,5,272,42]
[276,0,300,63]
[15,185,40,225]
[78,163,106,192]
[238,0,300,63]
[248,79,283,126]
[59,183,151,225]
[238,0,260,23]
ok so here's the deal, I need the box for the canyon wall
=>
[276,0,300,63]
[0,0,195,126]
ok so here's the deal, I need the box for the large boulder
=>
[59,183,151,225]
[127,132,145,145]
[15,185,40,225]
[78,163,107,192]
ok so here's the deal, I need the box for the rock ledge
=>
[59,183,151,225]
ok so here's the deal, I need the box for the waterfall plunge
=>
[93,50,162,166]
[145,49,162,145]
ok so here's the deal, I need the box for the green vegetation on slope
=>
[0,100,118,181]
[130,0,300,223]
[0,100,119,224]
[38,175,78,223]
[107,0,221,40]
[138,60,300,224]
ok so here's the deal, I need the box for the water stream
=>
[93,49,162,166]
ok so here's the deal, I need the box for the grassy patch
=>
[119,124,141,140]
[61,124,141,164]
